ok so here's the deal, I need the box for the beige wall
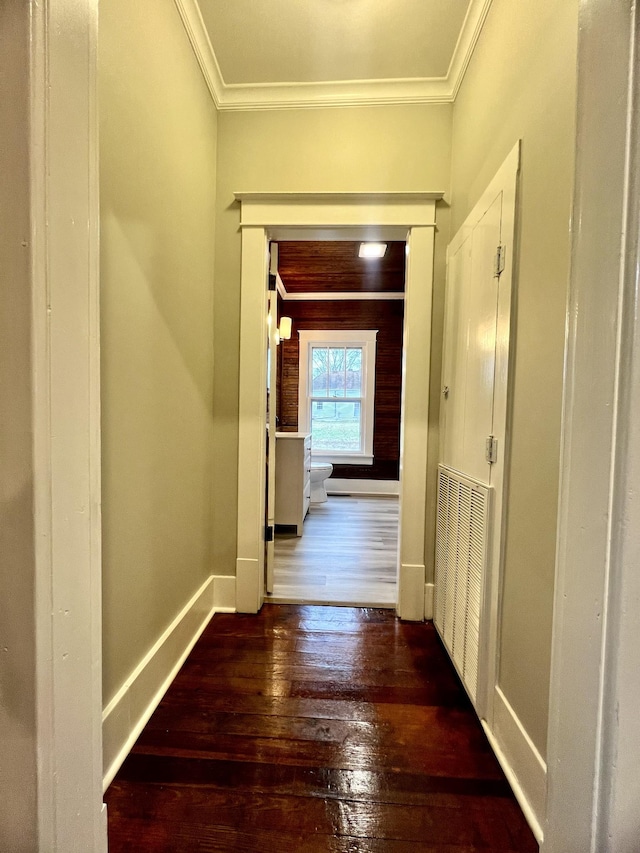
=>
[450,0,578,755]
[0,5,37,849]
[213,105,453,577]
[100,0,218,703]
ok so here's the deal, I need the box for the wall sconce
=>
[278,317,292,341]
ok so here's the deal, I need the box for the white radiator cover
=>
[434,465,492,710]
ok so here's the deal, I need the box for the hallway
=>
[106,605,538,851]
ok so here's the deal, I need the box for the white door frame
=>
[234,193,443,617]
[543,0,640,849]
[25,0,106,850]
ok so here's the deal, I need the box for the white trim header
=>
[281,291,404,302]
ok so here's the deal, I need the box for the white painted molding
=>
[102,576,220,790]
[398,564,426,622]
[235,191,444,207]
[276,273,287,301]
[236,194,438,621]
[176,0,492,110]
[447,0,494,100]
[326,479,400,496]
[484,687,547,844]
[281,291,405,302]
[544,2,640,850]
[235,557,263,614]
[263,226,419,242]
[236,226,270,615]
[424,582,434,620]
[28,0,105,849]
[397,226,436,622]
[217,77,452,111]
[173,0,223,107]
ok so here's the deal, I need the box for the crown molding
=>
[177,0,493,110]
[446,0,494,100]
[234,191,444,203]
[218,77,452,111]
[173,0,223,107]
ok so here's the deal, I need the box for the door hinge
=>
[485,435,498,464]
[494,245,506,277]
[268,273,277,291]
[265,524,274,542]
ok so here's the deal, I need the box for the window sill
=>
[312,454,374,466]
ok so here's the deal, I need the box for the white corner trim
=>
[276,273,287,301]
[484,686,547,843]
[424,582,434,620]
[173,0,224,107]
[326,478,400,496]
[447,0,494,99]
[102,575,221,791]
[29,0,104,847]
[176,1,492,110]
[236,557,262,614]
[398,563,426,621]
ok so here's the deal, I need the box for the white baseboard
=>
[327,478,400,496]
[236,557,261,613]
[424,582,434,620]
[483,686,547,844]
[102,574,234,791]
[397,563,426,621]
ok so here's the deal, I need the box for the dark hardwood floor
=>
[106,605,538,852]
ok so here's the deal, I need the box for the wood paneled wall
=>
[278,241,406,294]
[277,300,404,480]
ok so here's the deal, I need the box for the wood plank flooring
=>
[106,605,538,853]
[272,495,398,606]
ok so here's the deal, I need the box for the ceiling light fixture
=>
[358,242,387,259]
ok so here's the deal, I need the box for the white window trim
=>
[298,329,378,465]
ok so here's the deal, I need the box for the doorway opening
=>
[268,240,405,607]
[235,191,443,620]
[273,495,399,606]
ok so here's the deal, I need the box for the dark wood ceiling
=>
[277,241,406,294]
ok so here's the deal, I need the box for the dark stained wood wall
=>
[277,299,404,481]
[278,241,406,294]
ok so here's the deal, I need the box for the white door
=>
[441,190,503,485]
[436,143,520,720]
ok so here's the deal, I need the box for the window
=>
[298,330,378,464]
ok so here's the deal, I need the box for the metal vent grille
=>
[434,465,491,707]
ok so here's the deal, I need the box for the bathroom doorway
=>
[235,191,439,620]
[269,240,403,606]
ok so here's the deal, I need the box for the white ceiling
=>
[197,0,470,85]
[179,0,492,110]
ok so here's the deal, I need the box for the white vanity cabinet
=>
[275,432,311,536]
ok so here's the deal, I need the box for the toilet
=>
[309,462,333,503]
